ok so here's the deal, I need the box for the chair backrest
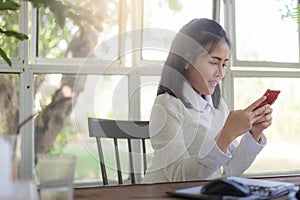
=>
[88,117,150,185]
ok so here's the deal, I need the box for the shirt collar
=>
[182,81,214,112]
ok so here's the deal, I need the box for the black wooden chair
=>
[88,117,150,185]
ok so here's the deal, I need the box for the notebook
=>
[167,176,296,200]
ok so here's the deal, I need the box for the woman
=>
[143,18,272,183]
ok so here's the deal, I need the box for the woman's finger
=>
[245,96,267,112]
[254,113,272,124]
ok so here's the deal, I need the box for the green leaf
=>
[292,4,300,24]
[168,0,183,12]
[291,4,300,25]
[0,0,20,11]
[0,48,12,67]
[0,29,29,41]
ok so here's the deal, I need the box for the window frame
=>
[227,0,300,69]
[5,0,300,184]
[223,0,300,110]
[15,0,164,182]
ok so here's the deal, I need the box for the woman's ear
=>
[183,63,190,70]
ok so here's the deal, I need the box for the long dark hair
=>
[157,18,231,109]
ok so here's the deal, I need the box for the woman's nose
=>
[216,64,225,77]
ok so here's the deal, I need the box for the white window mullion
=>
[213,0,221,22]
[19,69,35,180]
[19,0,29,65]
[18,0,35,180]
[131,0,143,66]
[298,18,300,64]
[224,0,236,66]
[223,0,235,110]
[30,6,38,64]
[118,0,128,65]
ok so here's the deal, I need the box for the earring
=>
[184,64,189,70]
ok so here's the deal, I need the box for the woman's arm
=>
[223,131,266,176]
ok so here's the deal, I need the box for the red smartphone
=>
[256,89,280,109]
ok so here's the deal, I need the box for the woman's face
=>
[185,41,230,96]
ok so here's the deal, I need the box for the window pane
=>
[34,74,128,182]
[140,76,160,120]
[140,76,158,174]
[0,74,19,134]
[142,0,213,60]
[0,7,20,61]
[234,77,300,174]
[37,1,119,60]
[235,0,299,62]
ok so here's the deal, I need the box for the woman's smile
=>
[208,80,219,88]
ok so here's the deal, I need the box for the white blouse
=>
[143,82,266,183]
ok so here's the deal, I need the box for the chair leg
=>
[114,138,123,184]
[96,138,108,185]
[142,139,147,175]
[127,138,135,184]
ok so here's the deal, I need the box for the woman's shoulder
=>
[154,93,185,111]
[155,92,180,103]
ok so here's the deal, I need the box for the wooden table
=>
[74,175,300,200]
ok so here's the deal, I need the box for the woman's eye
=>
[209,61,227,68]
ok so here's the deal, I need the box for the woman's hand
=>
[250,105,273,141]
[216,96,268,152]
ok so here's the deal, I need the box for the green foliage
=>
[0,28,28,40]
[0,0,104,65]
[29,0,106,58]
[0,1,23,66]
[38,7,73,58]
[0,28,28,65]
[0,48,11,66]
[62,143,100,179]
[27,0,103,32]
[292,3,300,25]
[167,0,182,11]
[48,123,74,155]
[0,0,19,11]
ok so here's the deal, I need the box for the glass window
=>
[234,0,299,63]
[140,76,160,121]
[37,1,119,60]
[34,74,128,182]
[6,0,300,185]
[0,6,20,61]
[142,0,213,60]
[0,74,19,134]
[234,77,300,174]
